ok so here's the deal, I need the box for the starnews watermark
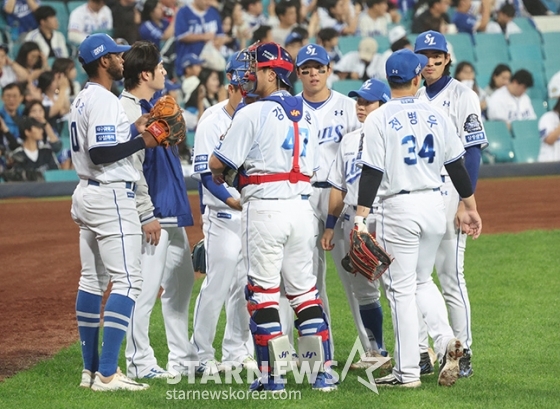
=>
[165,337,389,399]
[166,387,301,401]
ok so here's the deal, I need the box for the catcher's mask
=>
[236,42,294,96]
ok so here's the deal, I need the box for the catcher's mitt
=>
[343,229,394,281]
[146,95,186,147]
[192,239,206,274]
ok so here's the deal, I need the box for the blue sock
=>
[359,301,384,351]
[76,290,102,373]
[98,294,135,377]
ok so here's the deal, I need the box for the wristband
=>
[325,214,338,229]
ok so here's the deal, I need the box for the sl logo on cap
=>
[306,45,317,55]
[424,33,436,45]
[362,80,372,90]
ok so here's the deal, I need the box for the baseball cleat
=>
[350,350,392,372]
[312,372,338,392]
[438,338,464,386]
[374,373,421,388]
[242,356,259,372]
[427,347,437,366]
[91,368,149,391]
[419,352,434,376]
[196,360,224,376]
[141,365,174,379]
[249,376,286,394]
[80,369,94,388]
[459,349,473,378]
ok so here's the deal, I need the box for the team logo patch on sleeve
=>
[194,163,208,172]
[95,125,116,143]
[194,154,208,163]
[463,114,482,133]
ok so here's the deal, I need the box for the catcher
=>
[320,79,393,371]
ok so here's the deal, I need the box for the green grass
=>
[1,230,560,408]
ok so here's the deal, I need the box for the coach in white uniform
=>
[414,30,487,377]
[71,33,159,392]
[191,53,256,374]
[295,44,361,355]
[209,42,336,393]
[121,42,198,380]
[321,78,392,370]
[356,49,482,388]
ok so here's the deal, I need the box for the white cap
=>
[388,25,407,45]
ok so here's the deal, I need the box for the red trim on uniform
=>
[247,283,281,294]
[254,332,281,347]
[247,301,279,315]
[286,287,318,300]
[316,329,330,342]
[294,299,322,314]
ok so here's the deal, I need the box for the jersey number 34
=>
[402,134,435,165]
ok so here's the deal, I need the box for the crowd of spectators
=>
[1,0,560,181]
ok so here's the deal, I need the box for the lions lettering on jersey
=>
[318,124,344,144]
[187,19,219,35]
[344,154,360,185]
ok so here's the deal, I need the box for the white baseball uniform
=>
[326,127,381,352]
[486,85,537,123]
[299,90,361,354]
[68,4,113,45]
[70,82,143,379]
[359,96,465,383]
[191,102,253,366]
[24,28,69,58]
[538,110,560,162]
[121,91,197,379]
[416,78,487,353]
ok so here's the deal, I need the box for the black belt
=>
[312,182,331,189]
[397,188,440,195]
[261,195,310,200]
[88,179,137,191]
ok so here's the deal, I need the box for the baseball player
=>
[70,33,160,391]
[190,52,256,374]
[120,41,198,380]
[208,42,335,392]
[414,30,488,377]
[320,78,391,369]
[295,43,361,354]
[356,49,482,388]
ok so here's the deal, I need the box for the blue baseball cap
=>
[386,49,428,83]
[296,44,330,67]
[414,30,448,53]
[226,52,249,85]
[181,53,205,69]
[285,31,304,46]
[348,79,391,102]
[79,33,131,64]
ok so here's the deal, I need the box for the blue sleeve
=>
[463,145,481,192]
[214,9,223,35]
[198,182,206,215]
[200,172,232,204]
[175,7,191,38]
[130,123,139,138]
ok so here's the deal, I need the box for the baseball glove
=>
[192,239,206,274]
[146,95,186,147]
[343,229,394,281]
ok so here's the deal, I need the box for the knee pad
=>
[295,305,331,372]
[245,277,281,315]
[249,312,291,376]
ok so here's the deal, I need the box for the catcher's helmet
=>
[246,42,294,87]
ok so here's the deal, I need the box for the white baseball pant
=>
[378,191,456,383]
[126,226,197,378]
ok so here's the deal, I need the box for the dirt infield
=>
[1,176,559,380]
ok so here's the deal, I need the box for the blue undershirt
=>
[200,172,232,205]
[425,76,453,99]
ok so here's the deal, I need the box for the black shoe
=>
[419,352,434,376]
[459,349,473,378]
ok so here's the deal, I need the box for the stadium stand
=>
[44,169,79,182]
[511,120,541,163]
[483,121,515,163]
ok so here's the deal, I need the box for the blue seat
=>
[544,60,560,83]
[293,81,303,95]
[67,0,84,14]
[474,33,509,64]
[508,31,541,46]
[509,44,543,62]
[548,98,558,111]
[372,35,390,53]
[512,17,538,33]
[542,43,560,64]
[511,135,540,163]
[532,99,547,119]
[44,169,80,182]
[482,120,515,162]
[186,131,195,148]
[474,61,494,89]
[332,80,364,95]
[337,36,361,55]
[446,33,475,64]
[541,32,560,47]
[42,1,69,38]
[511,119,539,141]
